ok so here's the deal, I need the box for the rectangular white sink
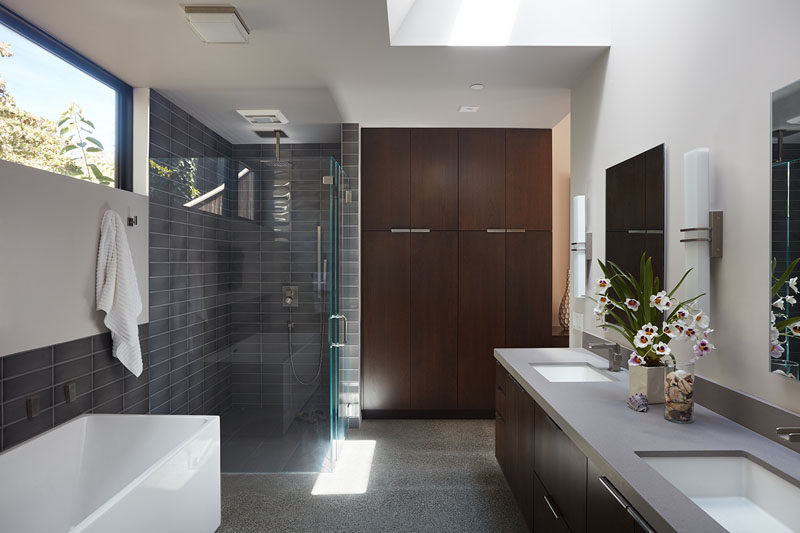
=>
[529,362,612,382]
[640,453,800,533]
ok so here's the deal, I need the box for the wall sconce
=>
[571,194,587,298]
[681,148,723,313]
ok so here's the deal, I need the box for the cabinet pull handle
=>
[410,228,430,233]
[506,228,526,233]
[390,228,411,233]
[627,507,656,533]
[598,476,628,510]
[486,228,506,233]
[543,494,560,520]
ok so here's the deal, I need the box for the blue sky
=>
[0,24,117,150]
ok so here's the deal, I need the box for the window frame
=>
[0,4,133,190]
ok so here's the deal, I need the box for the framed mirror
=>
[771,80,800,380]
[605,144,666,284]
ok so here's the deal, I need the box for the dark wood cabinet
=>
[410,231,458,409]
[459,231,505,409]
[534,402,587,533]
[588,460,638,533]
[533,472,570,533]
[458,129,506,230]
[503,370,518,484]
[362,231,411,409]
[495,363,507,473]
[362,128,410,230]
[515,382,535,530]
[411,129,458,230]
[506,129,552,231]
[506,231,552,348]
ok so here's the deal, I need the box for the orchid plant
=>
[590,254,715,367]
[770,257,800,359]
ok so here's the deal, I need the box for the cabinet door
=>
[644,144,665,232]
[495,363,507,471]
[458,129,505,230]
[605,153,645,231]
[534,402,587,533]
[533,472,570,533]
[505,231,552,348]
[587,460,637,533]
[515,384,535,530]
[503,371,518,485]
[411,129,458,230]
[458,231,505,409]
[362,128,410,230]
[410,231,458,409]
[362,231,411,409]
[506,129,552,231]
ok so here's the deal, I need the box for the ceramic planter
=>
[629,365,665,404]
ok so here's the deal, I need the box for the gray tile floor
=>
[219,419,526,532]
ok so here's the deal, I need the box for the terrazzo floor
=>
[219,419,526,532]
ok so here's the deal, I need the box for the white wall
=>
[0,160,149,355]
[571,0,800,413]
[552,114,571,327]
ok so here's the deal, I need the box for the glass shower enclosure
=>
[148,146,349,473]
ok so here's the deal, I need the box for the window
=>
[0,6,132,189]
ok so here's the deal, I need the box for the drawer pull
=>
[410,228,430,233]
[627,507,656,533]
[486,228,506,233]
[543,494,560,520]
[598,476,628,510]
[506,228,526,233]
[390,228,411,233]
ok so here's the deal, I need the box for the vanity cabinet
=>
[534,401,587,533]
[495,363,655,533]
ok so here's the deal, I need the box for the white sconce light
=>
[681,149,723,313]
[571,195,587,298]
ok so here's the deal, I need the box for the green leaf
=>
[88,164,104,180]
[85,136,103,149]
[775,316,800,330]
[667,268,692,298]
[61,144,78,153]
[81,118,95,129]
[771,257,800,297]
[85,147,102,152]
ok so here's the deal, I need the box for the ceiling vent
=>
[184,5,250,44]
[255,130,288,139]
[236,109,289,125]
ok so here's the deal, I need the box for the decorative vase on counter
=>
[629,365,665,405]
[664,362,695,423]
[558,268,570,332]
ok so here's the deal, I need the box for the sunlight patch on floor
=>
[311,440,376,495]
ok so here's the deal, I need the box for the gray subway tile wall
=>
[340,123,361,428]
[148,90,234,416]
[0,326,150,451]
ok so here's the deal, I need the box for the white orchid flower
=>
[662,297,677,311]
[771,311,777,324]
[625,298,640,311]
[628,354,644,366]
[641,323,658,337]
[675,308,690,322]
[683,326,699,340]
[693,311,710,329]
[595,278,611,294]
[649,291,668,310]
[787,295,797,306]
[593,305,605,318]
[771,342,785,358]
[790,277,799,293]
[662,322,677,338]
[773,298,786,310]
[634,332,653,348]
[791,324,800,336]
[672,322,686,336]
[693,339,714,358]
[653,342,671,357]
[770,326,781,343]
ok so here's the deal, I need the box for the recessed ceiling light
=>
[459,105,479,113]
[470,83,484,90]
[184,5,250,44]
[787,115,800,125]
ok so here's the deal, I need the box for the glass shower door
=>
[328,157,348,464]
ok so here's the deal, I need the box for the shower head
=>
[258,129,293,167]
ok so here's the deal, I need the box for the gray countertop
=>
[494,347,800,533]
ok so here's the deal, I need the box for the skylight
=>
[448,0,520,46]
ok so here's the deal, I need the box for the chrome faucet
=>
[776,427,800,442]
[588,342,623,372]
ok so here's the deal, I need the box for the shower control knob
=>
[284,296,293,305]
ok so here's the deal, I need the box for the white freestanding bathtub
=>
[0,414,221,533]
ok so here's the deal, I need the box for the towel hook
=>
[127,216,138,227]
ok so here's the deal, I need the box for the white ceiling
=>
[2,0,608,143]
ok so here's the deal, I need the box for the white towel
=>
[96,210,143,377]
